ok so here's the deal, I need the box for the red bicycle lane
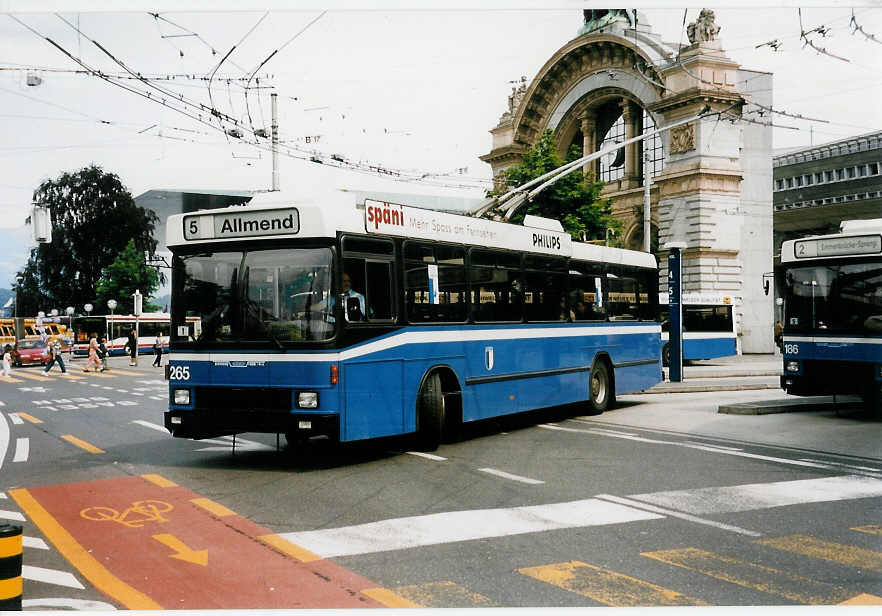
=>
[11,474,415,609]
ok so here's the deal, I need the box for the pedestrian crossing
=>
[1,368,167,411]
[387,528,882,607]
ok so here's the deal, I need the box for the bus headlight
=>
[173,388,191,405]
[785,360,800,373]
[297,392,318,409]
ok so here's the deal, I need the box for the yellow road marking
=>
[756,535,882,573]
[142,474,178,488]
[392,581,499,608]
[0,375,23,383]
[852,525,882,536]
[361,587,422,608]
[152,533,208,566]
[520,561,707,606]
[8,488,162,610]
[190,497,235,517]
[79,370,115,378]
[839,593,882,605]
[106,368,143,376]
[16,412,43,424]
[642,547,852,604]
[9,370,51,382]
[61,434,105,454]
[258,533,322,563]
[55,372,84,380]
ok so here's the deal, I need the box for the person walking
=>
[98,337,109,372]
[2,344,11,377]
[127,328,138,366]
[83,333,102,372]
[43,340,67,374]
[152,332,163,367]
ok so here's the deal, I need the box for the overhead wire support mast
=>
[470,105,715,222]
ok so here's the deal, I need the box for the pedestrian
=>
[127,328,138,366]
[2,344,11,377]
[152,331,163,367]
[83,333,102,372]
[774,320,783,351]
[43,340,67,374]
[98,337,109,372]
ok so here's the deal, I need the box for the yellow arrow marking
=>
[839,593,882,605]
[16,412,43,424]
[152,533,207,566]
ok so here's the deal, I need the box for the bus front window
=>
[172,247,336,345]
[784,261,882,334]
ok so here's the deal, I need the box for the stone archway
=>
[480,9,775,353]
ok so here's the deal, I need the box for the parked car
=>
[14,339,50,366]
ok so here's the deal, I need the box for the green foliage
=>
[14,165,161,315]
[96,239,160,314]
[487,130,620,242]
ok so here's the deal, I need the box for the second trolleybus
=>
[778,218,882,416]
[658,292,738,365]
[164,192,663,450]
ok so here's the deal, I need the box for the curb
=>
[718,396,864,415]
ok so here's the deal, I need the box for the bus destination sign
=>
[364,199,572,256]
[183,208,300,241]
[794,234,881,259]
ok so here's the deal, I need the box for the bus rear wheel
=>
[586,360,612,415]
[661,344,670,367]
[417,372,445,451]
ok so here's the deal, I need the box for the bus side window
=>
[470,249,522,323]
[342,237,396,323]
[569,260,606,321]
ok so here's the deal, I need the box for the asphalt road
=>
[2,355,881,610]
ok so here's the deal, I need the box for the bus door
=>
[340,238,403,441]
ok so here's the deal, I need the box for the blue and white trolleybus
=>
[779,219,882,416]
[658,292,738,366]
[164,192,662,449]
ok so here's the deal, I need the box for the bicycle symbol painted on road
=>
[80,500,174,528]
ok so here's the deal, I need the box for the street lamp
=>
[107,299,117,315]
[65,306,74,355]
[84,303,93,317]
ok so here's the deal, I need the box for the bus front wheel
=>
[417,372,445,451]
[586,360,612,415]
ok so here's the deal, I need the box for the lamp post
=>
[14,275,22,339]
[66,306,74,356]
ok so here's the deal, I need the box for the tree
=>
[486,130,622,242]
[95,239,160,314]
[15,165,160,315]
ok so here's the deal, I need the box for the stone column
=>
[621,99,639,186]
[580,112,597,179]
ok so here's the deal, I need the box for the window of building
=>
[805,174,814,185]
[836,169,845,180]
[775,179,784,191]
[869,162,879,175]
[859,165,868,177]
[825,170,835,182]
[815,172,823,184]
[786,178,794,188]
[847,167,856,179]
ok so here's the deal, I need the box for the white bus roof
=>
[166,190,656,269]
[780,220,882,263]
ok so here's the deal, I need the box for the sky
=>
[1,1,881,289]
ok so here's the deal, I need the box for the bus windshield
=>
[172,246,336,345]
[783,259,882,334]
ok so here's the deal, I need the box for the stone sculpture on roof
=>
[687,8,721,44]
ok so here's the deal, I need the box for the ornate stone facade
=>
[480,9,775,353]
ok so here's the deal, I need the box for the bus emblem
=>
[485,346,494,371]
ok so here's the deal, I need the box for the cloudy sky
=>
[2,1,881,287]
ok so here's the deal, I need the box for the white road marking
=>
[117,401,137,406]
[629,475,882,515]
[0,509,26,522]
[23,598,117,610]
[595,494,762,537]
[478,468,545,485]
[195,435,273,452]
[542,423,832,471]
[406,451,447,461]
[23,536,49,550]
[13,437,29,462]
[22,565,84,589]
[9,413,24,425]
[278,498,662,558]
[799,459,881,473]
[71,398,89,402]
[132,420,169,433]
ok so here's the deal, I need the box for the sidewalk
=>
[649,353,781,394]
[644,353,869,416]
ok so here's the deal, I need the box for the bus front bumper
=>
[164,409,340,442]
